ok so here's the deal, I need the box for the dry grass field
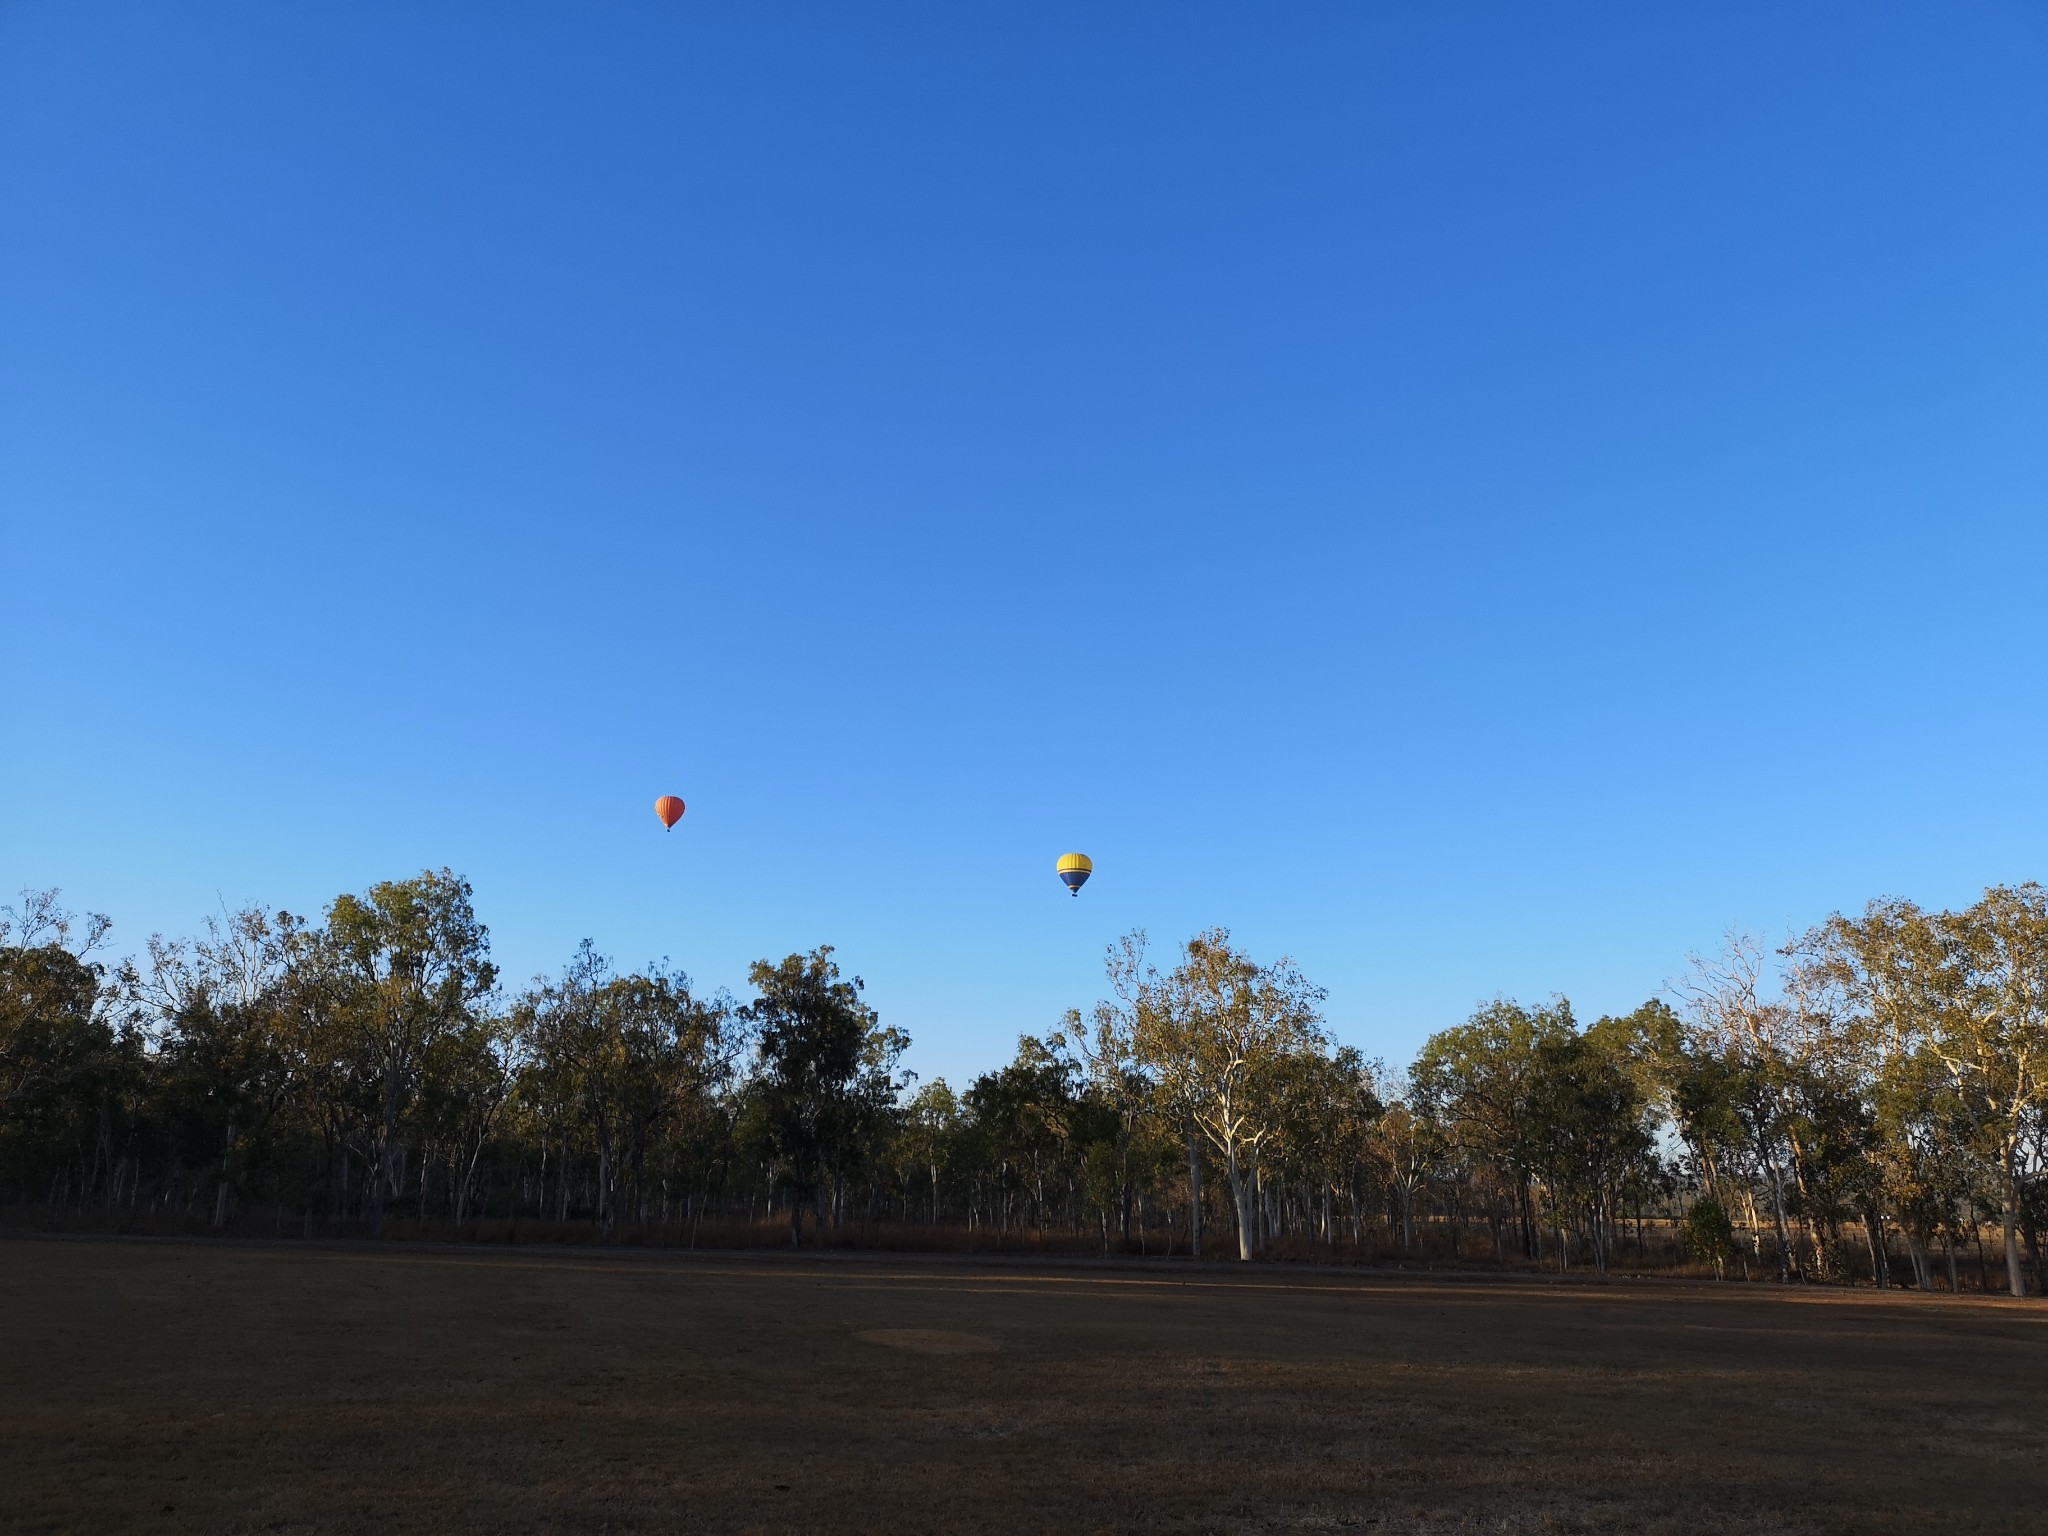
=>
[2,1237,2042,1535]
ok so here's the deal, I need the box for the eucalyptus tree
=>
[1676,937,1817,1280]
[413,1009,511,1227]
[1113,929,1329,1260]
[743,947,908,1245]
[1800,887,2048,1297]
[324,870,497,1235]
[1,913,112,1117]
[1410,999,1575,1261]
[1095,931,1208,1255]
[147,927,299,1225]
[510,941,724,1239]
[897,1078,963,1224]
[270,910,380,1221]
[1369,1096,1430,1252]
[113,901,311,1228]
[0,891,129,1205]
[1937,887,2048,1297]
[1868,1043,1974,1289]
[1522,1030,1654,1272]
[1269,1044,1382,1247]
[1050,999,1160,1248]
[965,1035,1086,1236]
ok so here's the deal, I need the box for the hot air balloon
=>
[655,795,686,829]
[1056,852,1092,896]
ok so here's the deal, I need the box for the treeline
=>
[2,874,2043,1295]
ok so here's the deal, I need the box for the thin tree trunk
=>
[1763,1151,1793,1282]
[1861,1209,1884,1288]
[212,1119,236,1230]
[2003,1154,2026,1297]
[1900,1222,1933,1291]
[1225,1144,1255,1261]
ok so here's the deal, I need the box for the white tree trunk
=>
[2004,1153,2027,1297]
[1225,1143,1255,1261]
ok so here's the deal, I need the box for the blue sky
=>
[4,4,2045,1086]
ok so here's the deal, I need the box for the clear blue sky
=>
[4,4,2045,1086]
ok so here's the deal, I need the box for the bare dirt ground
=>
[1,1237,2042,1535]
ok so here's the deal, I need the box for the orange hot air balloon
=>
[654,795,686,829]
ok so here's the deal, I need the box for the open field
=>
[2,1238,2043,1535]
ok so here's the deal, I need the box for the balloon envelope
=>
[655,795,686,829]
[1056,852,1092,896]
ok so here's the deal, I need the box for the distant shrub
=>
[1685,1198,1737,1276]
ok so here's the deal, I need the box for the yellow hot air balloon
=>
[1056,852,1092,896]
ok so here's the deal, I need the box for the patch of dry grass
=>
[0,1237,2041,1534]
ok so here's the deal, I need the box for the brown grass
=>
[1,1236,2042,1534]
